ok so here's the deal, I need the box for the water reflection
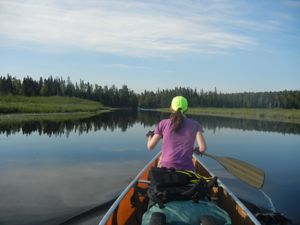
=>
[0,110,299,136]
[1,111,299,225]
[190,115,300,135]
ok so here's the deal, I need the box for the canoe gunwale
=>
[98,151,161,225]
[193,153,262,225]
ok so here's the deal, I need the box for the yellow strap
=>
[183,170,212,180]
[176,170,194,178]
[177,170,212,182]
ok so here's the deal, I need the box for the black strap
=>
[131,183,148,208]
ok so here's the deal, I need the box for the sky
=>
[0,0,299,93]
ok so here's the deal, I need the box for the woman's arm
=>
[196,131,206,153]
[147,134,161,151]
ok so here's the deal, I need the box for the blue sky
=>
[0,0,299,93]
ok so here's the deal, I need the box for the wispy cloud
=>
[103,63,146,70]
[285,0,300,8]
[0,0,289,57]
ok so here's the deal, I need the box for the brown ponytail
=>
[170,109,184,132]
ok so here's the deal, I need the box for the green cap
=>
[171,96,188,112]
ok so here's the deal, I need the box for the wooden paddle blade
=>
[216,156,265,189]
[203,152,265,189]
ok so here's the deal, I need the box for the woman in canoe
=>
[146,96,206,171]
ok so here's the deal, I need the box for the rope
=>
[259,189,276,212]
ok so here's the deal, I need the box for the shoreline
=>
[0,110,112,124]
[156,107,300,124]
[0,96,114,123]
[1,105,299,125]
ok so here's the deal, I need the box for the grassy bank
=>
[0,111,111,124]
[0,96,108,113]
[0,95,112,123]
[158,107,300,124]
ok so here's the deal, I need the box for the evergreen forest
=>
[0,74,299,109]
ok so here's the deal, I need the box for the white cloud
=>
[104,63,146,70]
[0,0,283,57]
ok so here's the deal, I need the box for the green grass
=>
[157,107,300,124]
[0,95,113,124]
[0,95,108,113]
[0,111,111,124]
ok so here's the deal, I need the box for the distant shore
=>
[0,111,113,124]
[1,96,300,124]
[0,96,109,113]
[157,107,300,124]
[0,96,112,123]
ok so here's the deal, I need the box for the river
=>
[0,110,299,225]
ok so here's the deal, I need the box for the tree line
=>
[0,74,138,108]
[0,74,299,109]
[139,87,300,109]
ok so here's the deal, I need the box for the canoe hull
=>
[99,152,261,225]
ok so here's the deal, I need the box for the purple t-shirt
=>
[154,118,203,170]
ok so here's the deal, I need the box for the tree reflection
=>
[189,114,300,135]
[0,110,299,136]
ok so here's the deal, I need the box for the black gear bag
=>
[146,167,218,208]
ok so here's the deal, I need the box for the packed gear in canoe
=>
[134,167,230,225]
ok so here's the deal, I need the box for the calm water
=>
[0,111,299,225]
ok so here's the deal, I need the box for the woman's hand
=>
[146,130,154,138]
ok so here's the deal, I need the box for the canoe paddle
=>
[194,150,265,189]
